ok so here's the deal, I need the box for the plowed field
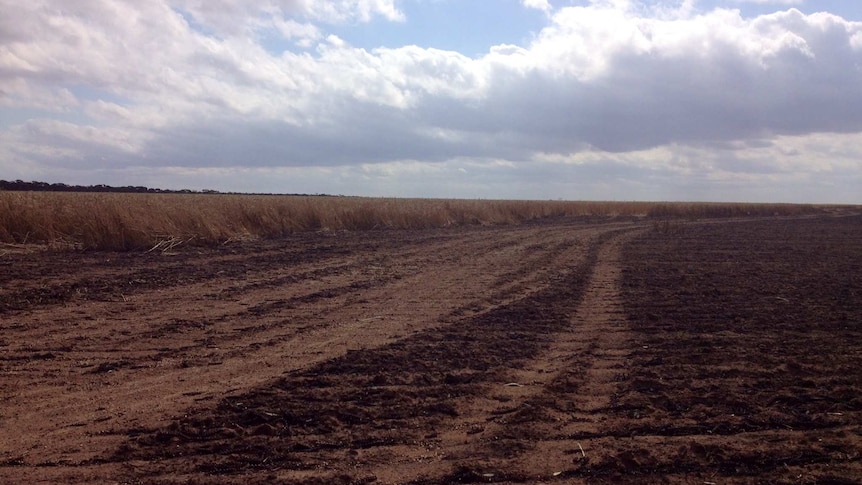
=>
[1,215,859,484]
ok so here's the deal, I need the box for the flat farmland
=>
[0,214,860,484]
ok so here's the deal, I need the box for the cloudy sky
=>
[1,0,861,202]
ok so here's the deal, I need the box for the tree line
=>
[0,180,219,194]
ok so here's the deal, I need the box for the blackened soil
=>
[612,215,862,483]
[3,215,860,484]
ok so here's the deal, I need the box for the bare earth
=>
[0,215,859,484]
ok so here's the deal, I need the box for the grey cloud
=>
[8,3,862,170]
[139,104,471,168]
[3,2,862,203]
[415,10,862,155]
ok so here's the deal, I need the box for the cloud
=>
[269,18,321,47]
[1,1,861,201]
[310,0,405,23]
[173,0,404,36]
[733,0,803,4]
[407,6,862,155]
[521,0,552,14]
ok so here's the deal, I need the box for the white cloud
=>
[0,80,79,112]
[301,0,405,23]
[269,18,321,47]
[733,0,803,5]
[521,0,552,14]
[173,0,403,36]
[1,0,861,202]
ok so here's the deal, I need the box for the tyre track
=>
[104,225,641,484]
[0,218,641,483]
[400,228,645,484]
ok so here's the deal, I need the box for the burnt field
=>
[0,214,860,483]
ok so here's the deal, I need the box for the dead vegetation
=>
[0,191,828,251]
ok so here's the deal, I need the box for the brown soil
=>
[0,215,859,484]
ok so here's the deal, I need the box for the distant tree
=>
[0,179,223,194]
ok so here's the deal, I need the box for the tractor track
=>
[2,215,859,484]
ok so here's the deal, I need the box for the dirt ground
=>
[1,215,859,484]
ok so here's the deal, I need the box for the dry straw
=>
[0,191,823,251]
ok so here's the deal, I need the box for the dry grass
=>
[0,191,828,251]
[645,202,819,219]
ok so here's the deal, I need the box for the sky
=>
[1,0,861,203]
